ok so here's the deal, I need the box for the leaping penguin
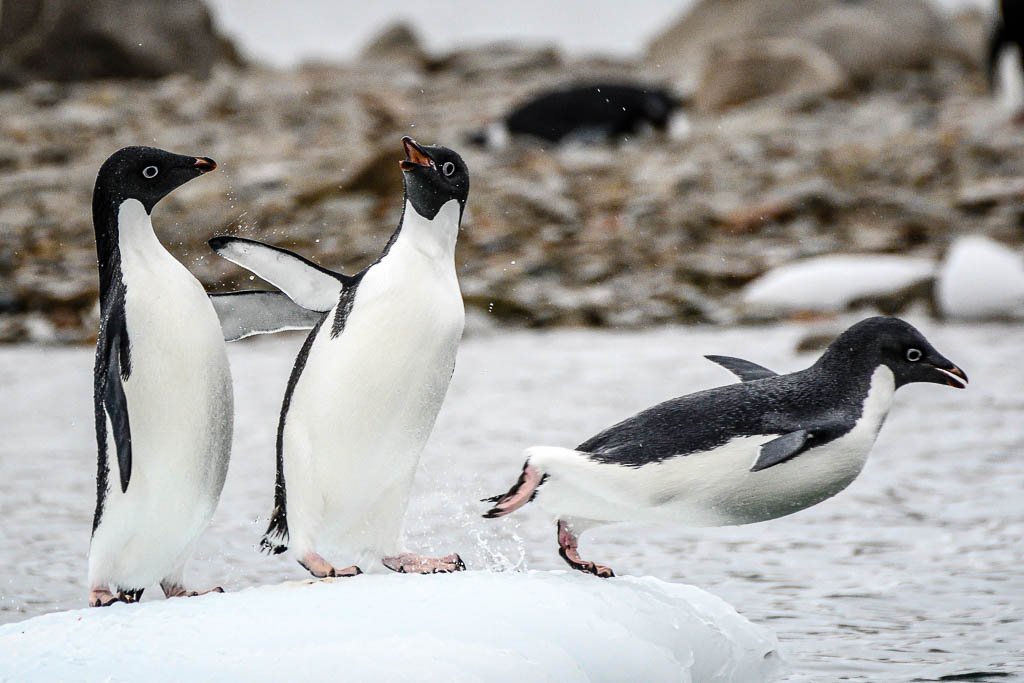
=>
[89,147,232,607]
[209,137,469,578]
[484,317,967,578]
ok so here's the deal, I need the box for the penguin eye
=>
[906,348,922,362]
[442,162,455,177]
[142,166,159,179]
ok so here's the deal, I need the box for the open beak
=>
[400,136,433,171]
[194,157,217,173]
[931,363,968,389]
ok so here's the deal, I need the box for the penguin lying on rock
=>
[466,82,682,148]
[209,138,469,578]
[484,317,967,578]
[88,147,232,607]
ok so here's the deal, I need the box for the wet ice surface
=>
[1,321,1021,681]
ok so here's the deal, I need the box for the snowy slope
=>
[0,571,781,682]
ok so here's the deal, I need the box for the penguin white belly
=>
[997,44,1024,115]
[282,242,464,567]
[534,368,895,528]
[89,208,232,590]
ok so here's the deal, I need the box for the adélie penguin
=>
[209,137,469,577]
[484,317,967,578]
[89,147,232,606]
[988,0,1024,122]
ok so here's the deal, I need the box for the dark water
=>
[1,321,1021,681]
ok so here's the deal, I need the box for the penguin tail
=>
[482,459,548,519]
[259,506,289,555]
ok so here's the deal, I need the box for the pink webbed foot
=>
[382,553,467,574]
[89,588,122,607]
[161,582,226,599]
[298,551,363,579]
[483,463,545,518]
[557,520,615,578]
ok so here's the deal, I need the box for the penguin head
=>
[821,317,968,389]
[399,137,470,220]
[95,146,217,214]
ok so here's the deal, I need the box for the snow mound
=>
[937,235,1024,321]
[0,571,781,682]
[742,255,935,313]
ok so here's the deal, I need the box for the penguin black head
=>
[819,317,968,389]
[94,146,217,215]
[399,137,470,220]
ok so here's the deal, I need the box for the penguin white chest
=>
[282,201,464,557]
[90,199,232,589]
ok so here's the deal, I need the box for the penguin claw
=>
[88,589,122,607]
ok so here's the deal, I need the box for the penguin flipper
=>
[705,355,778,382]
[98,306,133,493]
[208,236,349,312]
[750,430,809,472]
[210,290,325,341]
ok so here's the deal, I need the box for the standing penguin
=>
[209,137,468,577]
[89,147,232,606]
[484,317,967,578]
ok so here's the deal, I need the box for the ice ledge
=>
[0,571,782,682]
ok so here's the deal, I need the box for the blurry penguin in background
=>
[988,0,1024,123]
[466,83,686,148]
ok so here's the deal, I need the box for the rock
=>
[432,43,560,79]
[741,254,936,315]
[956,177,1024,212]
[936,235,1024,320]
[796,0,956,85]
[358,22,428,70]
[646,0,829,92]
[719,178,853,233]
[696,38,846,112]
[0,0,240,86]
[647,0,957,93]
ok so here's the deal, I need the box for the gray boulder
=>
[0,0,239,86]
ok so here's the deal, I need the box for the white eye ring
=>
[142,166,159,179]
[442,162,455,177]
[906,348,922,362]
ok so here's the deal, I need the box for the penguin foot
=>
[161,582,225,599]
[88,588,122,607]
[557,520,615,578]
[299,552,363,579]
[381,553,467,574]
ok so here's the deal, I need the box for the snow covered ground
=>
[0,571,780,682]
[1,321,1021,681]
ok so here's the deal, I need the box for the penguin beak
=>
[929,362,968,389]
[400,137,433,171]
[194,157,217,174]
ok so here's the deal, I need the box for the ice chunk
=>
[0,571,781,682]
[742,255,935,314]
[937,235,1024,321]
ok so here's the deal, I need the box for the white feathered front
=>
[282,200,465,569]
[89,199,232,592]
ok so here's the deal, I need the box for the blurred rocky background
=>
[1,0,1022,343]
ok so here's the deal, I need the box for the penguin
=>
[466,83,682,148]
[208,137,469,577]
[89,146,232,607]
[987,0,1024,122]
[484,317,967,578]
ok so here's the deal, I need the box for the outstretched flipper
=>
[210,290,325,341]
[705,355,778,382]
[209,236,350,312]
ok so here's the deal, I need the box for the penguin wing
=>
[96,302,133,493]
[750,421,849,472]
[208,236,349,312]
[704,355,778,382]
[210,290,325,341]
